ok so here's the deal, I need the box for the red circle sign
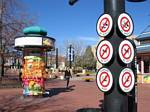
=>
[119,68,135,93]
[121,44,132,59]
[99,44,110,60]
[96,68,113,92]
[119,40,134,64]
[118,13,133,36]
[100,72,110,87]
[99,17,110,33]
[97,14,113,37]
[120,17,131,32]
[96,40,113,64]
[122,72,132,88]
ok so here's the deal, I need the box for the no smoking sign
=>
[96,40,113,64]
[119,40,134,64]
[118,13,133,36]
[119,68,135,93]
[96,14,113,37]
[96,68,113,92]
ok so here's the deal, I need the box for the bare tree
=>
[63,40,85,68]
[0,0,34,77]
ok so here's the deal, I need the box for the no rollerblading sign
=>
[97,14,113,37]
[118,13,133,36]
[119,68,135,93]
[96,68,113,92]
[119,40,134,64]
[96,40,113,64]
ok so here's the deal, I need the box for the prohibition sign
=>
[118,13,133,36]
[119,40,134,64]
[119,68,135,93]
[100,18,110,33]
[97,14,113,37]
[100,44,110,59]
[96,68,113,92]
[96,40,113,64]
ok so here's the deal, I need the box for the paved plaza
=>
[0,75,149,112]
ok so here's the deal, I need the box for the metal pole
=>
[129,49,137,112]
[69,44,72,69]
[104,0,128,112]
[56,48,58,69]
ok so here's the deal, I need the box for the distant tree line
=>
[65,40,96,70]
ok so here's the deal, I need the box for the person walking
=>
[64,67,72,88]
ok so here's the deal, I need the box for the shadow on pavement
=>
[76,100,104,112]
[43,85,75,97]
[76,108,101,112]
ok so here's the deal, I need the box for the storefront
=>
[136,25,150,74]
[136,25,150,83]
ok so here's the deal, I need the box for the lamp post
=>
[67,44,74,69]
[56,48,58,69]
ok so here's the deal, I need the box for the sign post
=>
[102,1,128,112]
[68,0,146,112]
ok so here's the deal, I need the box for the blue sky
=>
[22,0,150,54]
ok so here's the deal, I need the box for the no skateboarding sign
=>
[96,68,113,92]
[118,13,133,36]
[96,14,113,37]
[119,68,135,93]
[96,40,113,64]
[119,40,134,64]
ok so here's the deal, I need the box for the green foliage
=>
[82,46,96,70]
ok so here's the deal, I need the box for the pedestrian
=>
[64,67,72,88]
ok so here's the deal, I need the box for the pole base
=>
[76,108,102,112]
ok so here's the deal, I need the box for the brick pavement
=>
[0,79,149,112]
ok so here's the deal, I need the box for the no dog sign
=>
[96,40,113,64]
[119,40,134,64]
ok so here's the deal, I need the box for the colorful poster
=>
[22,56,46,96]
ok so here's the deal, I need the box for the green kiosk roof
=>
[23,26,47,36]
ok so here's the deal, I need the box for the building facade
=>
[136,25,150,74]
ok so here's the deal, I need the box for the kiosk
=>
[14,26,55,96]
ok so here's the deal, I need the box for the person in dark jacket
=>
[64,67,72,88]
